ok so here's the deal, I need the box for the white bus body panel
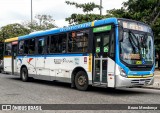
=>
[17,55,92,84]
[14,59,17,73]
[107,58,115,87]
[4,57,12,73]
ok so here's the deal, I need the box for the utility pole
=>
[100,0,102,15]
[31,0,33,27]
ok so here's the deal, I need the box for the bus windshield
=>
[120,32,154,65]
[120,30,154,65]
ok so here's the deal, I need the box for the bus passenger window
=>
[18,41,24,55]
[5,43,11,56]
[59,34,67,53]
[38,38,45,54]
[46,37,50,53]
[50,36,58,53]
[50,34,67,53]
[24,40,29,54]
[68,29,89,53]
[28,39,35,54]
[23,39,35,55]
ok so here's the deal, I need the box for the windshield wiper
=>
[140,33,147,48]
[128,30,140,53]
[139,33,148,58]
[128,30,144,61]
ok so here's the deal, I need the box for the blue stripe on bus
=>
[17,53,89,58]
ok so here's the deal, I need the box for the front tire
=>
[21,67,29,82]
[75,71,88,91]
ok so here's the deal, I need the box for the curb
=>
[143,87,160,90]
[143,82,160,90]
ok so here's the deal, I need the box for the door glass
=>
[95,36,101,58]
[103,34,110,58]
[12,45,17,59]
[102,34,109,83]
[102,60,107,83]
[94,60,100,82]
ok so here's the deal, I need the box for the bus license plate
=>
[139,81,145,84]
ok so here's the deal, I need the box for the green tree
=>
[65,1,102,14]
[65,1,106,25]
[23,14,57,31]
[0,23,31,41]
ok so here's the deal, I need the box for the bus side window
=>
[18,41,24,55]
[5,43,12,56]
[46,37,50,53]
[28,38,35,54]
[59,34,67,53]
[50,35,58,53]
[50,34,67,53]
[23,39,35,55]
[38,38,45,54]
[68,29,89,53]
[24,40,29,54]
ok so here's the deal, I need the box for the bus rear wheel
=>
[75,71,88,91]
[21,67,28,82]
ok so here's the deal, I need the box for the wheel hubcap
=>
[78,75,86,86]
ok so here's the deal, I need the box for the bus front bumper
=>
[115,74,154,88]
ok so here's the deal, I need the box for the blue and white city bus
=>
[4,17,155,90]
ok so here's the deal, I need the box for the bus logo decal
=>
[18,58,22,65]
[28,58,33,64]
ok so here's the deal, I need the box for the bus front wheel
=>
[75,71,88,91]
[21,67,28,82]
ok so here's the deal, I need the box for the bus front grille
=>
[131,79,151,85]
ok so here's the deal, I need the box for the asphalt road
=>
[0,73,160,113]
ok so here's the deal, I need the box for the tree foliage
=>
[23,14,57,32]
[66,13,109,25]
[0,23,30,41]
[65,1,105,25]
[0,14,57,41]
[65,1,102,14]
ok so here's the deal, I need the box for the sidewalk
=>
[144,70,160,89]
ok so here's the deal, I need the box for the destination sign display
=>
[118,20,152,33]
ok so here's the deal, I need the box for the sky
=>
[0,0,127,28]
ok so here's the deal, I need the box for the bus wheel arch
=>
[20,65,28,82]
[71,67,89,91]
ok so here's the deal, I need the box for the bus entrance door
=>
[11,42,18,75]
[93,33,109,85]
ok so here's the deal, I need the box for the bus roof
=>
[4,37,18,43]
[18,17,118,40]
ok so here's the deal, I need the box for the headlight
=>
[119,67,127,77]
